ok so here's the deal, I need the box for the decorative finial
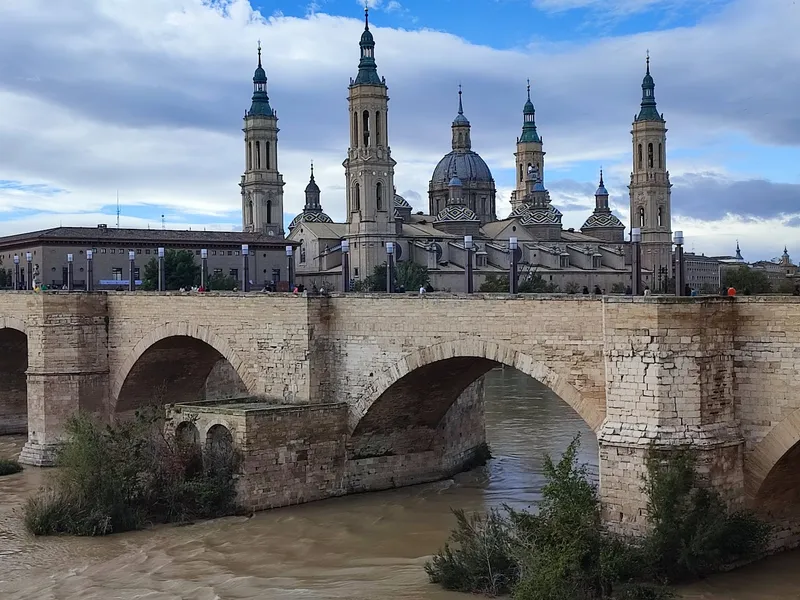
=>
[646,49,650,74]
[527,78,531,101]
[310,160,314,179]
[458,84,463,115]
[364,4,369,29]
[257,40,262,67]
[599,168,604,186]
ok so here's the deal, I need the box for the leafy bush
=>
[24,410,239,536]
[0,458,22,476]
[427,436,770,598]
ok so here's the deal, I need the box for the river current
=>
[0,368,797,599]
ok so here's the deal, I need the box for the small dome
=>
[595,183,609,196]
[394,194,411,208]
[431,151,493,186]
[452,113,470,126]
[523,98,535,114]
[360,28,374,46]
[305,178,320,194]
[449,175,462,187]
[519,205,562,226]
[435,204,480,223]
[288,210,333,230]
[582,213,624,230]
[253,65,266,83]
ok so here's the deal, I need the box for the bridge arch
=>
[110,322,257,415]
[349,338,604,436]
[0,317,28,435]
[745,405,800,506]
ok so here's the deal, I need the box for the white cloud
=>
[0,0,798,260]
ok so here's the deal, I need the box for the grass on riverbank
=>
[0,458,22,476]
[426,436,771,599]
[24,410,240,536]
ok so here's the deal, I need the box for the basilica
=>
[244,9,672,292]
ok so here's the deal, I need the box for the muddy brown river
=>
[0,368,797,599]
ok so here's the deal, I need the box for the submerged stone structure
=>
[0,291,798,548]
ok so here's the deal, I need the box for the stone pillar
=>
[598,297,744,535]
[19,293,110,466]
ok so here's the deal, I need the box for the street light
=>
[128,250,136,291]
[386,241,395,293]
[13,255,20,290]
[673,230,685,297]
[157,247,165,291]
[66,253,74,291]
[286,245,294,291]
[341,239,350,292]
[200,249,208,289]
[509,237,519,294]
[25,252,32,290]
[242,244,250,292]
[464,235,474,294]
[631,228,642,296]
[86,250,94,292]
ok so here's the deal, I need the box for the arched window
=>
[482,197,487,214]
[353,111,359,147]
[648,143,654,168]
[247,200,253,225]
[638,144,643,169]
[458,132,463,145]
[639,206,645,227]
[362,110,370,147]
[248,141,252,170]
[376,182,383,211]
[519,164,523,182]
[300,240,306,263]
[354,183,360,211]
[266,141,271,170]
[658,143,663,168]
[255,141,261,169]
[657,207,663,227]
[266,199,272,224]
[375,111,381,146]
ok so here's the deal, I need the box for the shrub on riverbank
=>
[0,458,22,476]
[24,411,239,536]
[425,436,770,598]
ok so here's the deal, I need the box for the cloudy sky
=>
[0,0,798,261]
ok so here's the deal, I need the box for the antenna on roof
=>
[161,214,165,230]
[116,191,120,228]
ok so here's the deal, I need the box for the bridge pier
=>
[598,298,745,534]
[19,294,110,466]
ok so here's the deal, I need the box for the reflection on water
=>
[0,368,796,599]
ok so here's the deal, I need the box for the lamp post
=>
[25,252,32,290]
[341,239,350,292]
[631,228,642,296]
[66,253,74,291]
[13,255,19,290]
[128,250,136,291]
[386,242,395,293]
[242,244,250,292]
[86,250,94,291]
[509,237,519,294]
[157,247,165,291]
[286,245,294,291]
[658,266,667,294]
[673,230,685,297]
[464,235,474,294]
[201,249,208,289]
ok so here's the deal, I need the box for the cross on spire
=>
[527,78,531,101]
[458,84,463,114]
[646,49,650,74]
[364,3,369,29]
[257,40,262,67]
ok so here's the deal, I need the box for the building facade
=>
[287,9,661,293]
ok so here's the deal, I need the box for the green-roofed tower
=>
[343,7,397,282]
[511,80,546,211]
[629,52,672,289]
[240,41,285,237]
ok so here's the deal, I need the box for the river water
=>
[0,368,797,599]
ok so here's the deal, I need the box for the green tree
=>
[479,273,558,293]
[722,265,772,294]
[207,272,238,291]
[353,261,430,292]
[141,249,201,291]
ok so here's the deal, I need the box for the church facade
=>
[257,10,667,293]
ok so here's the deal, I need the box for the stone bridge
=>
[0,292,798,545]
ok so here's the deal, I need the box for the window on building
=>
[234,250,240,256]
[657,207,663,227]
[255,140,261,169]
[110,249,116,254]
[101,248,107,254]
[638,144,643,169]
[229,268,239,280]
[560,256,569,268]
[213,268,223,276]
[639,206,646,227]
[375,110,381,145]
[648,143,654,168]
[658,143,663,168]
[227,250,233,256]
[299,242,306,263]
[354,183,360,212]
[112,267,123,281]
[353,111,359,147]
[362,110,370,147]
[195,250,201,255]
[145,249,151,254]
[266,199,272,224]
[354,267,359,277]
[212,250,217,256]
[376,182,383,211]
[266,141,271,170]
[272,268,281,283]
[136,249,142,254]
[119,249,124,254]
[592,256,602,269]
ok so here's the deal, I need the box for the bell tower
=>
[241,42,285,237]
[511,80,545,211]
[343,7,397,281]
[629,53,672,285]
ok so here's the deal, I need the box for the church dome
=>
[435,204,480,222]
[288,210,333,230]
[581,213,624,230]
[431,151,493,186]
[394,193,411,209]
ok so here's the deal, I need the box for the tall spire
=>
[519,79,540,143]
[594,168,609,210]
[636,50,662,122]
[453,84,470,126]
[353,6,382,86]
[303,160,322,212]
[451,85,471,150]
[248,41,273,117]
